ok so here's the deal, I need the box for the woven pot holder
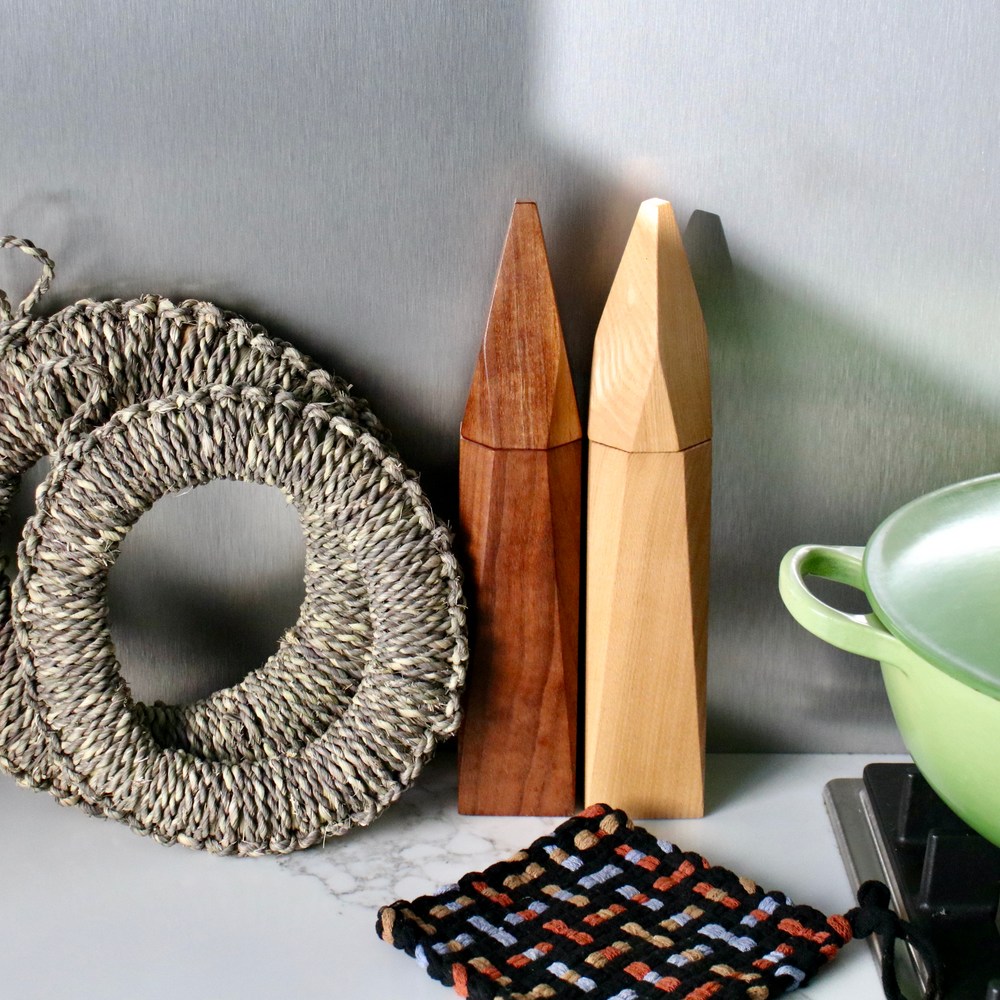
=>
[377,804,942,1000]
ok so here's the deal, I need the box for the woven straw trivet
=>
[0,236,467,855]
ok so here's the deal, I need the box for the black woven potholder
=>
[376,804,856,1000]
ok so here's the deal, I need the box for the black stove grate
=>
[826,763,1000,999]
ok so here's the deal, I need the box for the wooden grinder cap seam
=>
[461,202,582,452]
[588,199,711,455]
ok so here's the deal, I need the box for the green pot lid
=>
[863,473,1000,700]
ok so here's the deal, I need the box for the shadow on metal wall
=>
[685,210,1000,751]
[4,3,997,750]
[0,1,637,711]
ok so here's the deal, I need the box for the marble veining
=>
[279,752,562,913]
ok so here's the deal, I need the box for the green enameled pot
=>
[779,473,1000,847]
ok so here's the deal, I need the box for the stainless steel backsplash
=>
[3,0,999,750]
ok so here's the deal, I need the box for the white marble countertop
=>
[0,752,908,999]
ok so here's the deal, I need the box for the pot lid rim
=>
[863,472,1000,701]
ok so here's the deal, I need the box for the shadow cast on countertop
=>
[702,754,792,815]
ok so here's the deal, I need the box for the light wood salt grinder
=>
[457,201,582,816]
[585,198,712,819]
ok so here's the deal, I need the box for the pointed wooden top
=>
[461,202,582,450]
[588,199,711,453]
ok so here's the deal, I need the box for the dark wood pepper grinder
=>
[457,201,582,816]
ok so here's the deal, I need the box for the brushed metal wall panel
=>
[537,0,1000,750]
[106,482,306,705]
[2,0,998,748]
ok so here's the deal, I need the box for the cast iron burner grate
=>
[825,763,1000,999]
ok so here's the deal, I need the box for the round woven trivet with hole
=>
[0,236,467,855]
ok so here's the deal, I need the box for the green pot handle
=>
[778,544,907,665]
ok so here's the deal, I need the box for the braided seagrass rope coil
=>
[0,237,467,855]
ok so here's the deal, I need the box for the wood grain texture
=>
[458,202,582,816]
[585,441,711,818]
[587,199,711,454]
[461,202,582,450]
[585,198,712,818]
[458,438,580,816]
